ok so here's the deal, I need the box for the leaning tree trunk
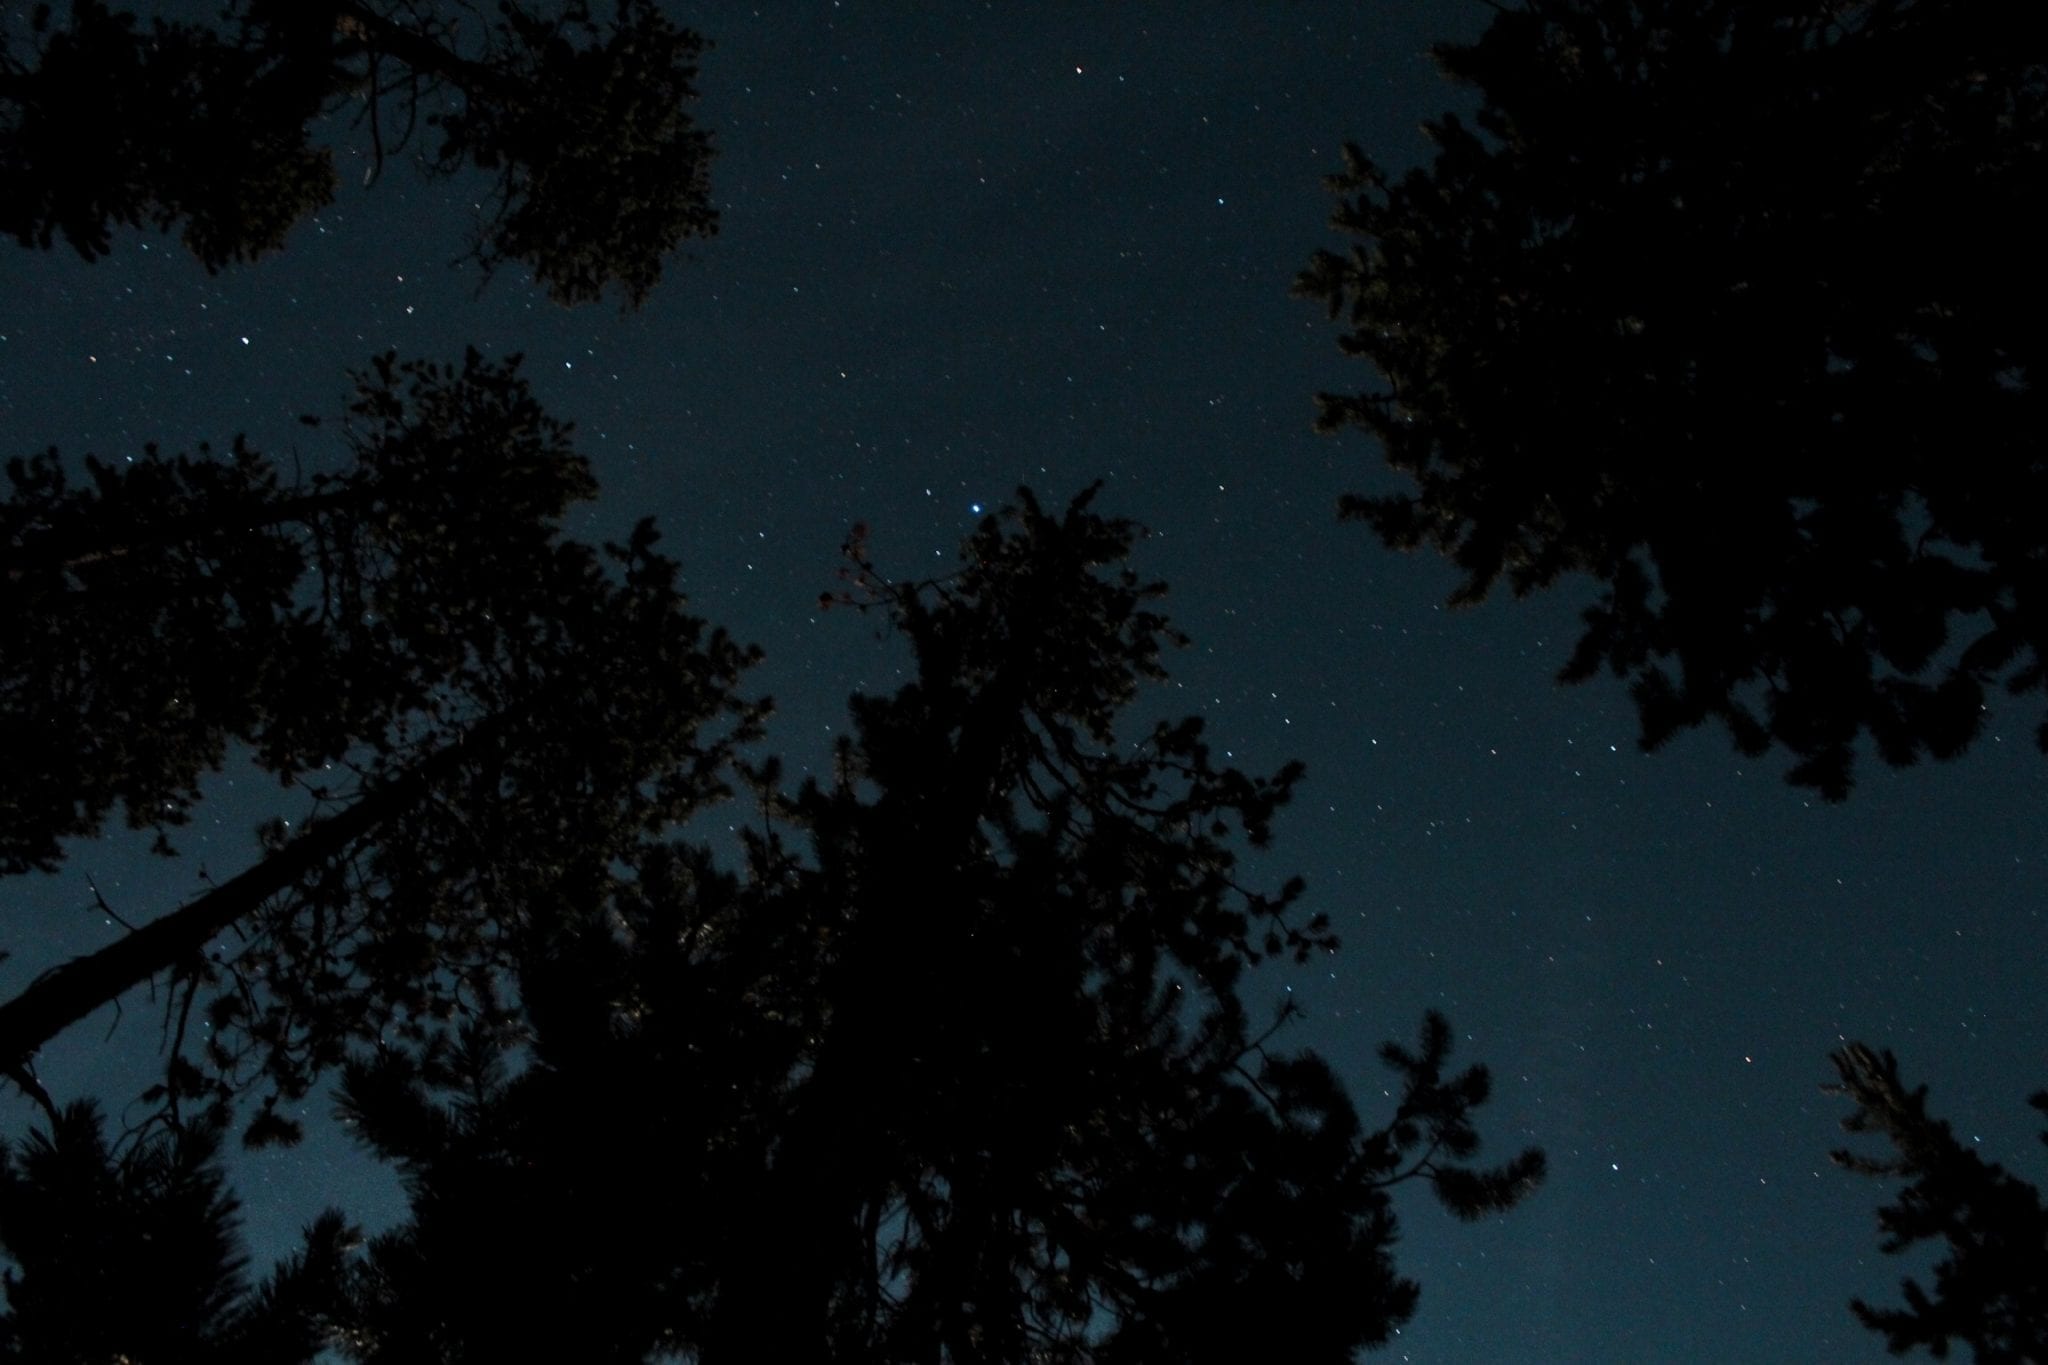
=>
[0,718,493,1073]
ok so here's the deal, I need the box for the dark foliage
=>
[2,348,595,875]
[0,0,716,305]
[327,490,1544,1362]
[1827,1044,2048,1361]
[0,0,333,268]
[397,0,720,307]
[0,349,763,1131]
[325,845,795,1364]
[1298,0,2048,798]
[0,1101,353,1362]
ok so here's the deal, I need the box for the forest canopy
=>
[0,7,1543,1355]
[1299,0,2047,800]
[8,0,2043,1357]
[0,0,716,305]
[0,477,1544,1358]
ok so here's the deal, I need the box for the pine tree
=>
[0,0,716,305]
[331,489,1545,1362]
[1826,1044,2048,1361]
[0,1101,354,1363]
[0,350,763,1136]
[3,348,597,876]
[1298,0,2047,798]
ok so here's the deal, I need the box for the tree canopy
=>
[0,8,1560,1357]
[0,489,1543,1360]
[1299,0,2047,799]
[0,0,716,305]
[0,347,762,1139]
[1826,1045,2048,1361]
[6,348,598,874]
[0,1101,352,1364]
[320,489,1544,1362]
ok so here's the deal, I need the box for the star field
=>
[2,4,2044,1360]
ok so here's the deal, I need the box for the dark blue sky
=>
[4,3,2045,1360]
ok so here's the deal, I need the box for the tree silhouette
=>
[3,0,731,1117]
[0,0,716,305]
[321,843,799,1364]
[1826,1044,2048,1360]
[4,348,595,876]
[0,1100,353,1362]
[0,350,763,1135]
[1298,0,2046,799]
[327,489,1545,1362]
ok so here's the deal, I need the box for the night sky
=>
[5,3,2047,1360]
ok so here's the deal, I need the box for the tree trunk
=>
[0,721,488,1071]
